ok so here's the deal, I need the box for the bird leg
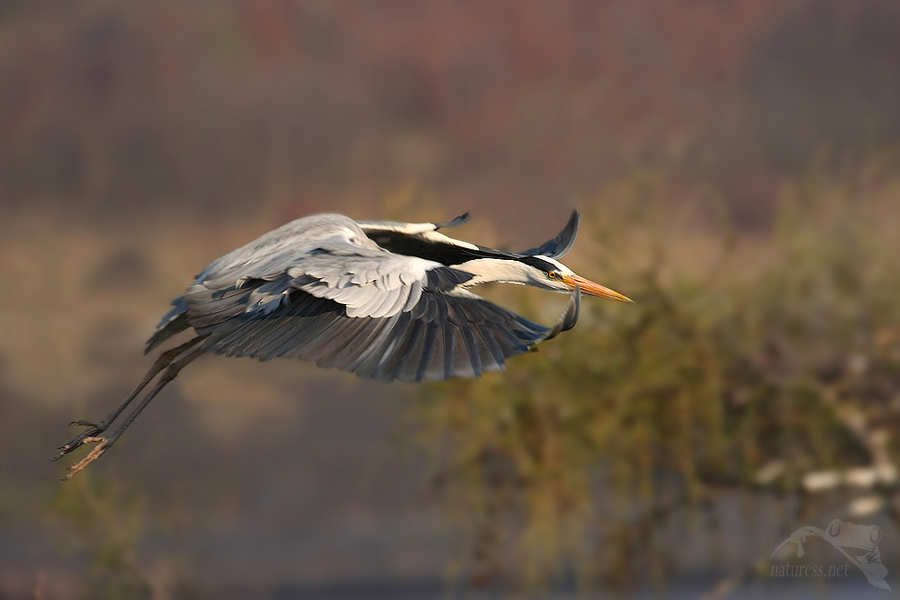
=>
[53,337,203,460]
[60,345,205,479]
[53,338,205,478]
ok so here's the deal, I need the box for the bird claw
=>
[52,338,205,479]
[61,437,110,480]
[51,420,108,461]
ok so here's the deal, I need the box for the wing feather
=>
[196,284,575,382]
[521,210,581,258]
[461,326,483,377]
[477,326,506,369]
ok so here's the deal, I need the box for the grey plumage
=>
[56,210,629,478]
[148,213,576,382]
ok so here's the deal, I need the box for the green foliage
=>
[51,476,196,600]
[408,169,900,589]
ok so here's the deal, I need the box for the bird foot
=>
[60,437,110,480]
[51,420,108,462]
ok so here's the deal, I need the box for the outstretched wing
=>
[197,285,576,382]
[521,210,580,258]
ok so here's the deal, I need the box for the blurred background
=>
[2,0,900,598]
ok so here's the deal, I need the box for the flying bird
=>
[54,210,632,477]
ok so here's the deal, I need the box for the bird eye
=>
[548,272,558,279]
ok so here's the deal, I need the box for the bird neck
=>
[455,258,537,288]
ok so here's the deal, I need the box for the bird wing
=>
[197,285,577,382]
[185,232,473,321]
[359,216,515,268]
[173,229,578,382]
[520,210,580,258]
[360,211,580,265]
[356,212,470,236]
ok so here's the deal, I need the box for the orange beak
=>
[564,274,634,303]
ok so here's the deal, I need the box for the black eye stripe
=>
[518,255,556,273]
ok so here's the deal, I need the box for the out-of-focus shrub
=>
[409,166,900,590]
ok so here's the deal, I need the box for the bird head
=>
[517,255,633,303]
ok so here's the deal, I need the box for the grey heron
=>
[54,210,632,477]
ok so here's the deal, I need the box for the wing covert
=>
[183,231,472,323]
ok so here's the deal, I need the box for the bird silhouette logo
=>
[771,519,890,590]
